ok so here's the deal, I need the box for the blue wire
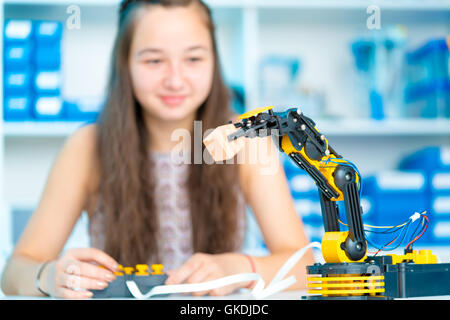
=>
[368,212,428,254]
[406,215,428,250]
[382,221,412,251]
[321,158,364,196]
[370,220,412,254]
[321,158,430,254]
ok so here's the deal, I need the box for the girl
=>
[1,0,313,298]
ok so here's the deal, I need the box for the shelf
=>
[4,0,450,10]
[3,119,450,138]
[4,0,120,5]
[307,118,450,136]
[250,0,450,10]
[3,0,244,7]
[3,121,87,138]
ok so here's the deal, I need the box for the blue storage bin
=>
[431,171,450,212]
[4,44,33,71]
[429,171,450,245]
[282,153,300,177]
[399,147,450,246]
[294,196,323,242]
[289,172,320,200]
[4,19,33,44]
[360,195,374,223]
[405,38,449,86]
[3,95,33,121]
[33,70,61,95]
[432,194,450,218]
[34,21,62,44]
[4,70,33,95]
[285,155,323,242]
[430,220,450,245]
[302,224,324,243]
[335,195,372,234]
[361,171,429,247]
[294,198,321,222]
[64,97,103,122]
[294,199,324,241]
[35,43,61,70]
[399,146,450,173]
[32,95,64,120]
[283,155,320,199]
[403,79,450,118]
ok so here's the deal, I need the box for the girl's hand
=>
[39,248,119,299]
[165,253,252,296]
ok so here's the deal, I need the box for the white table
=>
[3,289,450,300]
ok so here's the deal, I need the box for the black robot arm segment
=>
[228,106,367,262]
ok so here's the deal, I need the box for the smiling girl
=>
[1,0,313,298]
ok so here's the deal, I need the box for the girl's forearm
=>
[1,254,49,296]
[251,249,315,290]
[219,249,315,291]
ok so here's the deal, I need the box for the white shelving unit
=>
[4,121,87,137]
[3,118,450,138]
[0,0,9,296]
[1,0,450,274]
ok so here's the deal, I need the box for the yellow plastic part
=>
[307,274,385,297]
[387,249,437,265]
[135,264,149,276]
[307,288,385,295]
[123,267,135,275]
[114,264,124,276]
[151,264,164,275]
[238,106,273,120]
[321,231,367,263]
[308,275,384,282]
[281,135,360,202]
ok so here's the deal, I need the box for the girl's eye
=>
[146,59,162,65]
[187,57,202,63]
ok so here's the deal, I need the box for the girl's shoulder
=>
[65,123,100,208]
[69,123,98,145]
[66,123,99,172]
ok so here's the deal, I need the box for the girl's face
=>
[129,4,214,124]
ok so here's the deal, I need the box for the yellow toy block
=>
[113,264,124,276]
[123,266,135,275]
[135,264,149,275]
[151,264,164,275]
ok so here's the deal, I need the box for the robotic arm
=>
[227,106,367,263]
[206,105,450,299]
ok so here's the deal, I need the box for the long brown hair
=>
[95,0,241,266]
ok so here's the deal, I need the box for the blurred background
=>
[0,0,449,295]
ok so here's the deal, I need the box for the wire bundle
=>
[318,151,429,256]
[363,211,429,255]
[337,211,429,255]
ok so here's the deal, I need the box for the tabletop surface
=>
[3,289,450,300]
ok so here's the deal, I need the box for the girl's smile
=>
[159,94,188,107]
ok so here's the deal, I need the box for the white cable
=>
[251,241,321,299]
[126,273,261,299]
[126,241,322,299]
[267,242,321,287]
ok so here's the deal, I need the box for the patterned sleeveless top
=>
[88,151,247,271]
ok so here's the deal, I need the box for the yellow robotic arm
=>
[227,106,366,263]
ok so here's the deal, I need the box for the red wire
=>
[405,215,429,250]
[374,233,401,255]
